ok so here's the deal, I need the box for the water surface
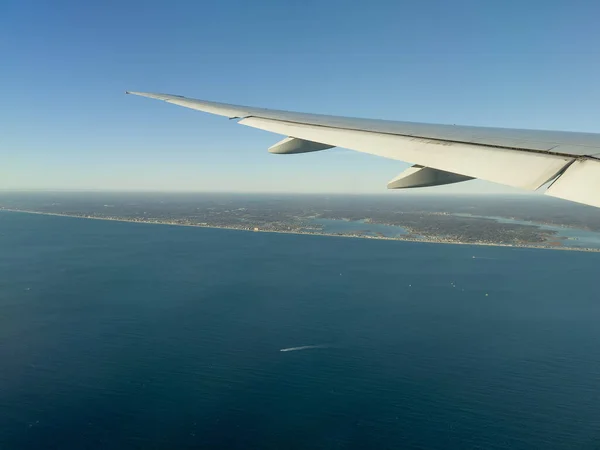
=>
[1,211,600,449]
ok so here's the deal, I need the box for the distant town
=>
[2,192,600,252]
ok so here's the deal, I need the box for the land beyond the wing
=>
[2,208,599,253]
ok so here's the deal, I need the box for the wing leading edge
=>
[126,91,600,208]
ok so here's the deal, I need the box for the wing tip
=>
[125,91,187,100]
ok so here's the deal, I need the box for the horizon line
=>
[0,189,538,197]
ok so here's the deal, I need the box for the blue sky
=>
[2,0,600,193]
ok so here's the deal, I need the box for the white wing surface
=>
[126,91,600,208]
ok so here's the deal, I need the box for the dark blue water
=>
[1,211,600,449]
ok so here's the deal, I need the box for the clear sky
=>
[2,0,599,194]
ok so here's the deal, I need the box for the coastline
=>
[2,208,599,253]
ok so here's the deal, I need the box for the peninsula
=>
[2,192,600,252]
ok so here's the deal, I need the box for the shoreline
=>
[2,208,599,253]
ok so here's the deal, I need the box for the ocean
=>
[1,211,599,449]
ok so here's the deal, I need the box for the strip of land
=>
[3,208,599,253]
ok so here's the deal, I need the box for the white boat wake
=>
[280,344,329,352]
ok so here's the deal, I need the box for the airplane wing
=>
[126,91,600,209]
